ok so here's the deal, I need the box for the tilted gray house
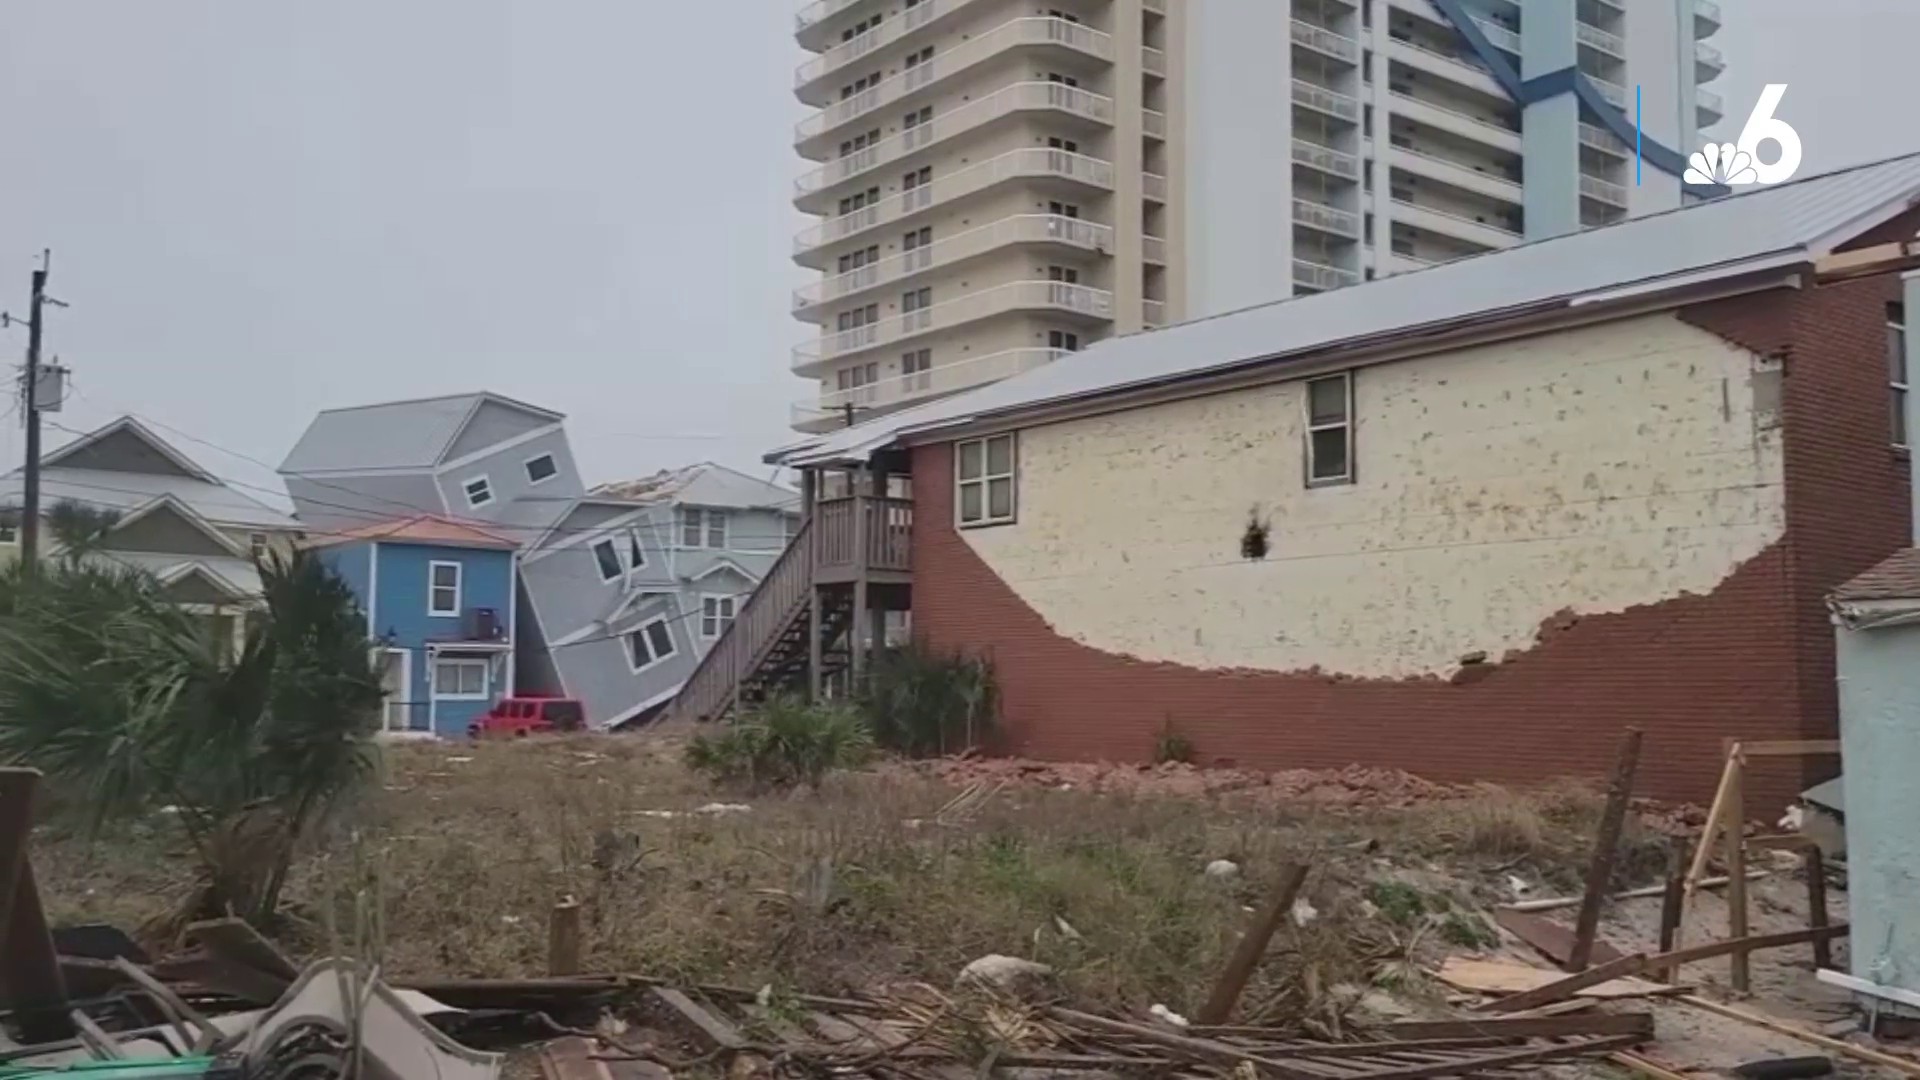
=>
[278,393,800,729]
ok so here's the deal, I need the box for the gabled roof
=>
[41,417,216,482]
[1832,548,1920,603]
[773,151,1920,467]
[99,551,263,600]
[1,417,297,530]
[592,462,800,512]
[108,493,250,558]
[278,392,563,475]
[306,514,520,551]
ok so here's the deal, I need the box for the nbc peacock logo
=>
[1684,84,1802,188]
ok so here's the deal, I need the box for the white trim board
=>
[427,560,463,617]
[435,421,566,474]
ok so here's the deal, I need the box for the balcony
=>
[1142,299,1167,327]
[795,17,1113,151]
[1386,92,1521,152]
[792,347,1067,431]
[1291,19,1360,63]
[796,0,865,37]
[794,148,1114,263]
[1142,45,1166,77]
[1142,108,1166,139]
[794,214,1113,315]
[1579,173,1628,207]
[1472,17,1520,54]
[1697,86,1724,120]
[1386,31,1503,98]
[1388,144,1522,204]
[1293,137,1362,181]
[1294,197,1362,239]
[793,280,1113,373]
[1294,259,1359,292]
[1143,172,1167,202]
[1391,197,1520,250]
[1576,21,1625,58]
[1591,76,1626,109]
[1293,79,1361,122]
[1695,39,1725,72]
[1694,0,1721,31]
[1579,121,1629,158]
[1143,234,1166,264]
[794,81,1115,210]
[794,0,975,95]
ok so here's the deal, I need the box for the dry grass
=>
[30,735,1670,1021]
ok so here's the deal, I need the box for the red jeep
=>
[469,695,587,739]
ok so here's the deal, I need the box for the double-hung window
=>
[428,561,462,616]
[591,538,623,581]
[1305,372,1354,486]
[626,617,677,671]
[679,507,728,549]
[1891,302,1909,448]
[956,433,1016,527]
[433,659,488,699]
[700,595,737,639]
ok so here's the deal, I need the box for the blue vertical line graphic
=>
[1635,85,1643,186]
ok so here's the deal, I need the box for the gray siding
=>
[285,472,445,533]
[514,579,564,695]
[520,542,629,637]
[110,506,235,557]
[443,401,556,464]
[554,607,695,729]
[51,428,195,477]
[434,428,584,526]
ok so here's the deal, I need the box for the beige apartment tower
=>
[788,0,1727,433]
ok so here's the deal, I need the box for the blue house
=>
[309,515,519,738]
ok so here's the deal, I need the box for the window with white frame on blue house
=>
[433,657,488,699]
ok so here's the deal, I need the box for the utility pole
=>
[4,252,56,573]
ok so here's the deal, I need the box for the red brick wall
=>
[908,279,1913,812]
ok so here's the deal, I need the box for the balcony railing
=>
[1294,197,1361,237]
[1142,299,1166,327]
[1473,17,1520,53]
[794,148,1114,259]
[795,17,1113,145]
[1697,86,1724,114]
[1391,197,1521,245]
[1694,0,1722,26]
[1294,259,1359,291]
[794,281,1113,371]
[796,0,956,74]
[795,81,1115,203]
[1142,108,1166,138]
[794,214,1112,312]
[814,495,913,575]
[1695,40,1724,68]
[1291,19,1360,63]
[796,0,864,34]
[1579,122,1628,156]
[793,347,1067,430]
[1386,92,1521,144]
[1143,172,1167,202]
[1576,21,1625,57]
[1293,137,1361,180]
[1579,173,1628,207]
[1389,144,1522,200]
[1142,45,1166,76]
[1591,77,1626,109]
[1142,234,1166,264]
[1293,79,1361,121]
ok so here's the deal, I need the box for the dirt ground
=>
[26,733,1917,1077]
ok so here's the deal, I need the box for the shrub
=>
[1154,719,1195,765]
[685,694,873,791]
[858,643,997,757]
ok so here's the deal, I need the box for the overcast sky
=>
[2,1,1917,500]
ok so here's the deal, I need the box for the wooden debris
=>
[1657,838,1688,981]
[1570,727,1642,971]
[1504,870,1766,912]
[1610,1049,1701,1079]
[1475,952,1653,1013]
[550,895,583,976]
[652,986,748,1051]
[1492,908,1625,967]
[1646,924,1850,979]
[1196,862,1311,1025]
[1437,957,1680,1003]
[1372,1012,1653,1041]
[1681,996,1920,1078]
[1804,847,1832,970]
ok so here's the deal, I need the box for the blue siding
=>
[315,541,377,632]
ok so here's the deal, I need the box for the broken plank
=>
[1680,996,1920,1078]
[804,1010,876,1050]
[650,986,746,1050]
[1505,871,1767,913]
[185,917,299,981]
[1472,953,1652,1013]
[1375,1012,1654,1042]
[1492,908,1625,967]
[1437,957,1678,1005]
[1646,924,1849,977]
[1736,740,1840,757]
[1049,1007,1325,1080]
[1196,862,1311,1025]
[1570,727,1643,972]
[1609,1049,1700,1080]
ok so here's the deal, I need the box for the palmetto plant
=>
[0,549,383,931]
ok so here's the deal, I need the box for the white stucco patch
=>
[961,313,1786,679]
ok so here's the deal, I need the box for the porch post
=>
[851,467,873,687]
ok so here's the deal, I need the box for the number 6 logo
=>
[1732,84,1801,186]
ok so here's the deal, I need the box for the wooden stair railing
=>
[672,516,817,722]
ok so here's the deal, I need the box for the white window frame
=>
[432,657,489,700]
[1304,371,1355,488]
[1891,305,1909,449]
[700,594,738,639]
[427,560,462,617]
[524,452,559,485]
[462,474,494,509]
[590,537,623,582]
[679,507,728,550]
[1,521,21,545]
[955,433,1017,528]
[625,615,678,672]
[626,527,648,571]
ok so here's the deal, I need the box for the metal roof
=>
[592,462,800,512]
[305,513,520,550]
[775,151,1920,467]
[277,392,561,475]
[1832,547,1920,602]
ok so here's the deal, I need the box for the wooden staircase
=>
[674,518,844,722]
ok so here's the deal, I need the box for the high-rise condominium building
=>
[788,0,1728,433]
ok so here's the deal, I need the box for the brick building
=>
[688,153,1920,813]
